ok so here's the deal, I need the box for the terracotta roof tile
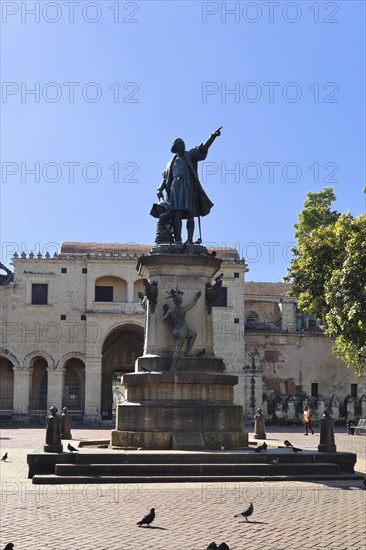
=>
[60,242,241,261]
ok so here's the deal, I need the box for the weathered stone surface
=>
[136,355,225,373]
[123,371,237,403]
[111,430,171,449]
[137,252,222,357]
[116,402,243,433]
[172,432,205,450]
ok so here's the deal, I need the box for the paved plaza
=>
[0,424,365,550]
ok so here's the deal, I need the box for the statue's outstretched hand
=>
[213,126,222,137]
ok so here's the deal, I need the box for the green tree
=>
[285,188,366,375]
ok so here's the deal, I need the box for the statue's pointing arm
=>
[201,127,222,153]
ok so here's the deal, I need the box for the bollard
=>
[318,407,336,453]
[254,407,266,440]
[61,406,72,439]
[44,406,63,453]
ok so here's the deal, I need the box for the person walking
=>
[303,405,314,435]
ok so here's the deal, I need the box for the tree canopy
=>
[285,187,366,376]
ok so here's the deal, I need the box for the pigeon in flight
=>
[67,443,79,452]
[234,502,254,522]
[292,446,303,453]
[137,508,155,527]
[254,442,267,452]
[284,440,293,447]
[1,452,8,462]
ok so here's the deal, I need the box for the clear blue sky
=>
[1,0,365,281]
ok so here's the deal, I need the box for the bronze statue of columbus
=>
[157,127,222,244]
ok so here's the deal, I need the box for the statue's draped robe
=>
[162,144,214,219]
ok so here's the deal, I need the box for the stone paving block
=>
[1,426,365,549]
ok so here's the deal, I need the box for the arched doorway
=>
[0,357,14,418]
[29,357,48,420]
[101,324,144,419]
[63,358,85,420]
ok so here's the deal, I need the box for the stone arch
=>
[0,349,20,369]
[100,320,145,356]
[57,352,85,370]
[101,322,144,419]
[62,356,86,419]
[0,353,15,415]
[23,350,55,370]
[245,310,259,323]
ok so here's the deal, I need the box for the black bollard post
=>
[44,406,63,453]
[318,407,336,453]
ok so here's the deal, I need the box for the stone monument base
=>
[136,355,225,373]
[111,429,247,450]
[111,371,248,450]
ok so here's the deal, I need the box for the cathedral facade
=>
[0,242,365,424]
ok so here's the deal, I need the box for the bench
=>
[353,418,366,435]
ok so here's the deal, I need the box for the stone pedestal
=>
[111,246,247,450]
[112,370,247,449]
[138,249,221,357]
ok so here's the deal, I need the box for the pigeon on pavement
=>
[234,502,254,522]
[137,508,155,527]
[254,442,267,452]
[1,452,8,461]
[284,440,293,447]
[4,544,14,550]
[207,544,230,550]
[67,443,79,452]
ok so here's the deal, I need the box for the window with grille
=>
[40,373,48,408]
[65,369,80,398]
